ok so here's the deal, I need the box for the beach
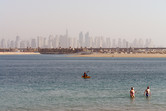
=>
[0,52,40,55]
[72,53,166,58]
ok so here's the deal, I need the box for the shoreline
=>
[0,52,40,55]
[1,52,166,58]
[71,53,166,58]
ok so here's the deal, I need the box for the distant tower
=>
[7,40,11,48]
[138,38,144,48]
[85,32,90,48]
[133,38,138,48]
[112,39,116,48]
[48,35,54,48]
[79,32,84,48]
[122,39,126,48]
[106,38,111,48]
[37,36,44,48]
[66,29,68,38]
[31,39,37,48]
[53,35,59,48]
[145,38,149,47]
[1,39,7,48]
[10,40,15,48]
[118,38,121,48]
[15,35,20,48]
[20,41,26,48]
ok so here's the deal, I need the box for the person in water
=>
[144,86,151,97]
[83,72,88,77]
[130,87,136,98]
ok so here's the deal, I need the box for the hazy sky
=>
[0,0,166,46]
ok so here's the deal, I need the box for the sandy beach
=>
[71,53,166,58]
[0,52,40,55]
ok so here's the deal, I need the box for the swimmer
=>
[144,86,151,97]
[130,87,136,98]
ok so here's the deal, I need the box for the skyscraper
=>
[15,36,20,48]
[138,39,144,48]
[37,36,44,48]
[85,32,90,48]
[79,32,84,48]
[7,40,11,48]
[112,39,116,48]
[122,39,127,48]
[10,40,15,48]
[94,36,102,48]
[20,41,26,48]
[52,35,59,48]
[59,35,68,48]
[1,39,6,48]
[118,38,122,48]
[48,35,54,48]
[106,38,111,48]
[31,39,37,48]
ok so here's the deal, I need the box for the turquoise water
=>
[0,55,166,111]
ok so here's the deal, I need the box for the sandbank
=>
[0,52,40,55]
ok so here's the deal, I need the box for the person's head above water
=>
[131,87,134,90]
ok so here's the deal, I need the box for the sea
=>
[0,54,166,111]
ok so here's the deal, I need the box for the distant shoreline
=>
[71,53,166,58]
[0,52,40,55]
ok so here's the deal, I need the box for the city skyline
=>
[1,0,166,46]
[0,30,155,49]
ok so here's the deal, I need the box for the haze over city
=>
[1,0,166,47]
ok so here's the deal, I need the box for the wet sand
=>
[0,52,40,55]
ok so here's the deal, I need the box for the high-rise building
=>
[66,29,68,38]
[7,40,11,48]
[42,37,47,48]
[133,38,138,48]
[138,39,144,48]
[106,38,111,48]
[79,32,84,48]
[145,38,154,47]
[101,37,106,48]
[112,39,116,48]
[72,38,77,48]
[52,35,59,48]
[85,32,90,48]
[26,41,30,48]
[31,39,36,48]
[15,36,20,48]
[118,38,122,48]
[48,35,54,48]
[122,39,127,48]
[10,40,15,48]
[1,39,6,48]
[20,41,26,48]
[59,35,68,48]
[94,36,102,48]
[37,36,44,48]
[89,37,93,48]
[148,39,154,47]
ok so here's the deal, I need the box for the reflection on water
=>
[130,97,135,104]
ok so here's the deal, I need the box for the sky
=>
[0,0,166,46]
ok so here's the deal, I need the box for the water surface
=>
[0,55,166,111]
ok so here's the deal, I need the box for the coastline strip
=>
[71,53,166,58]
[0,52,40,55]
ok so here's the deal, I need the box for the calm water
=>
[0,55,166,111]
